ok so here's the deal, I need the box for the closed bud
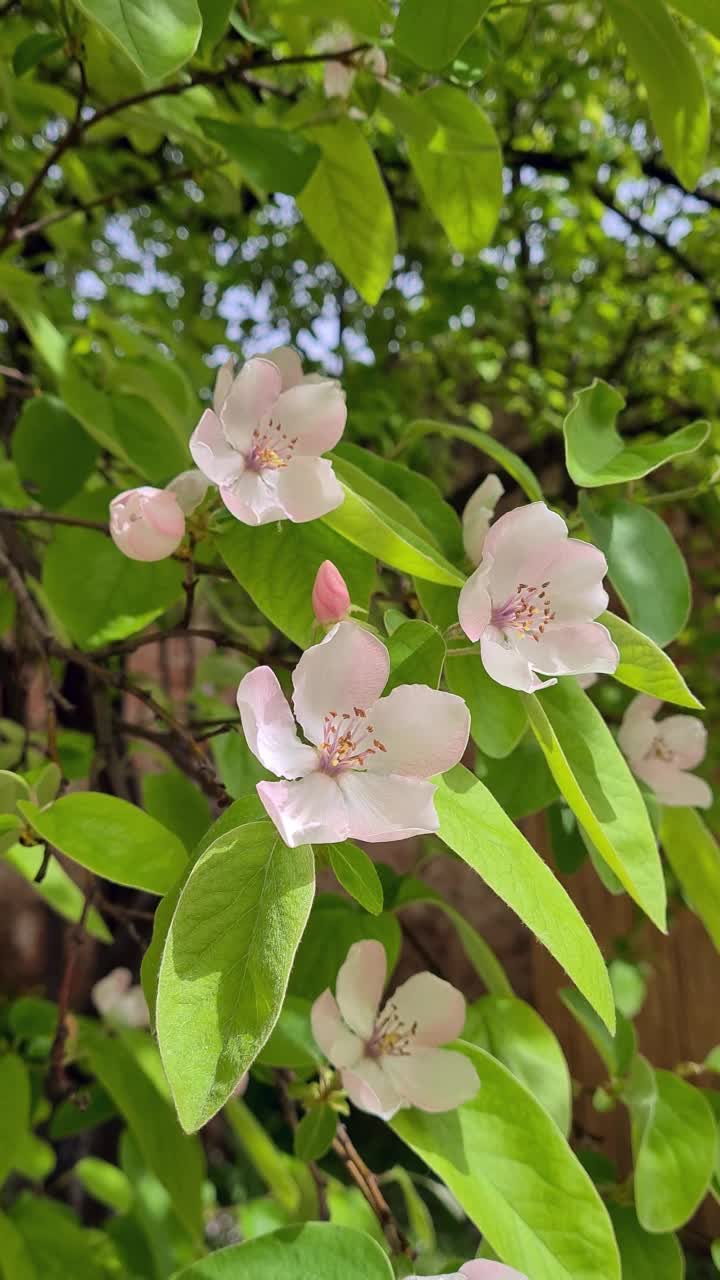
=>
[109,487,185,562]
[312,560,351,625]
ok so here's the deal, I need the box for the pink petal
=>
[236,666,317,779]
[109,489,184,562]
[514,621,619,678]
[275,456,344,522]
[479,631,554,693]
[312,560,351,625]
[221,357,283,449]
[458,565,493,642]
[265,345,304,390]
[618,694,660,763]
[143,489,186,538]
[341,1060,402,1120]
[541,538,609,622]
[483,502,568,602]
[336,939,387,1038]
[338,772,440,842]
[462,475,504,565]
[213,356,236,415]
[635,759,713,809]
[256,775,348,846]
[220,471,286,526]
[292,622,390,746]
[658,714,707,770]
[166,469,209,516]
[190,409,243,487]
[388,972,466,1047]
[383,1046,480,1112]
[324,60,356,99]
[461,1264,529,1280]
[272,381,347,456]
[367,686,470,779]
[311,989,364,1068]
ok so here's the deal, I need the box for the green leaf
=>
[603,611,702,709]
[297,119,396,304]
[175,1222,395,1279]
[393,1044,621,1280]
[406,86,503,252]
[156,822,315,1131]
[625,1057,717,1231]
[660,807,720,951]
[328,841,384,915]
[42,487,183,647]
[607,1204,684,1280]
[580,495,690,648]
[477,735,559,819]
[331,453,442,547]
[605,0,709,189]
[0,1054,30,1187]
[289,898,401,1003]
[142,769,211,852]
[79,1019,206,1238]
[560,987,637,1078]
[402,419,543,502]
[218,517,376,650]
[669,0,720,37]
[384,619,446,693]
[18,793,187,895]
[325,481,464,587]
[0,1210,36,1280]
[447,651,529,758]
[14,1133,56,1183]
[294,1106,337,1163]
[394,0,493,69]
[393,874,513,996]
[74,1157,134,1214]
[256,995,319,1069]
[70,0,202,82]
[0,265,67,377]
[3,842,111,942]
[8,1196,118,1280]
[524,681,666,929]
[199,120,320,195]
[563,380,708,487]
[12,32,65,77]
[465,995,572,1135]
[435,765,615,1030]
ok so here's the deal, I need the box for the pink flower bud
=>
[312,560,351,625]
[109,487,185,562]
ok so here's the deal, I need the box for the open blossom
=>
[458,501,619,693]
[321,30,388,99]
[91,968,150,1028]
[190,346,346,526]
[109,469,208,562]
[619,695,711,808]
[312,940,479,1120]
[410,1266,527,1280]
[462,475,504,565]
[236,621,470,847]
[312,560,351,626]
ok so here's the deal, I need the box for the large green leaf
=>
[603,611,702,709]
[384,619,446,693]
[394,0,493,69]
[393,1044,620,1280]
[18,793,187,895]
[70,0,202,82]
[560,987,637,1078]
[0,1054,30,1187]
[324,480,464,587]
[11,395,99,509]
[607,1204,684,1279]
[288,896,401,1002]
[3,842,111,942]
[199,120,321,195]
[660,807,720,951]
[669,0,720,36]
[142,769,211,852]
[406,86,503,253]
[625,1056,716,1231]
[297,119,397,304]
[401,419,543,502]
[0,1210,36,1280]
[156,821,315,1131]
[218,517,376,650]
[175,1223,394,1279]
[477,735,559,819]
[465,995,572,1135]
[580,496,690,648]
[435,765,615,1030]
[524,681,666,929]
[605,0,709,189]
[0,265,67,377]
[563,380,708,487]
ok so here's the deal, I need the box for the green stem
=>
[224,1097,301,1214]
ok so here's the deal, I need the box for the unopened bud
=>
[312,560,351,625]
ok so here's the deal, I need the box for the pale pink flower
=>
[236,621,470,847]
[311,940,479,1120]
[320,30,388,99]
[91,968,150,1029]
[409,1266,527,1280]
[618,695,711,808]
[462,475,504,565]
[166,467,209,515]
[458,501,619,693]
[312,560,351,626]
[109,486,186,562]
[190,346,346,526]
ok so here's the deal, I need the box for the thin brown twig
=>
[332,1123,414,1258]
[13,165,200,243]
[47,885,94,1102]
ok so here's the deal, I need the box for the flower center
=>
[491,580,555,643]
[366,1001,417,1059]
[245,417,298,472]
[649,735,675,764]
[317,707,387,775]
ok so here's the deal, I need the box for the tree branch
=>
[332,1122,415,1258]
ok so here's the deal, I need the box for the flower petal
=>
[311,989,364,1068]
[462,475,504,565]
[236,666,317,779]
[256,775,348,846]
[266,345,304,390]
[220,471,286,525]
[388,972,466,1047]
[367,686,470,779]
[514,621,619,678]
[336,939,387,1039]
[618,694,660,763]
[166,468,209,516]
[483,502,568,602]
[190,409,243,487]
[458,565,493,642]
[292,622,390,746]
[461,1264,528,1280]
[221,357,283,450]
[634,759,712,809]
[542,538,609,622]
[213,356,236,415]
[383,1046,480,1112]
[339,772,440,842]
[341,1060,402,1120]
[275,456,344,522]
[658,714,707,770]
[479,631,554,693]
[273,380,347,455]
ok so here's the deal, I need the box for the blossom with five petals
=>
[458,501,619,692]
[311,940,480,1119]
[236,621,470,847]
[618,694,711,808]
[409,1265,527,1280]
[462,474,504,565]
[189,345,346,525]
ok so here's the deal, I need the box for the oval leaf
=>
[175,1222,395,1279]
[324,482,464,587]
[607,1203,684,1279]
[660,807,720,951]
[394,0,493,70]
[328,841,384,915]
[293,1105,337,1163]
[71,0,202,82]
[465,995,572,1135]
[603,610,702,709]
